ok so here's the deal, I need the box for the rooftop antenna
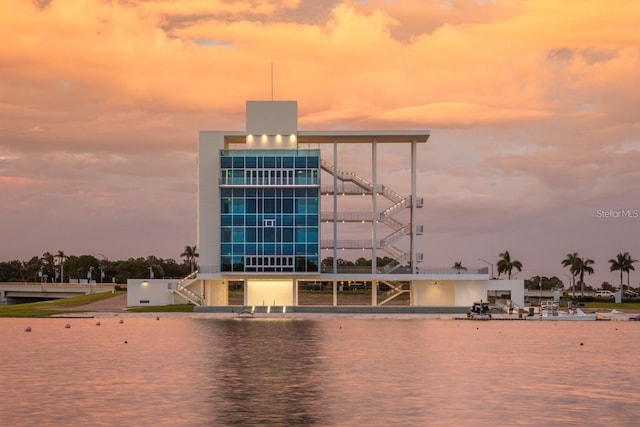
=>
[270,61,274,100]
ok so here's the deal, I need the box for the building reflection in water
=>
[197,319,324,425]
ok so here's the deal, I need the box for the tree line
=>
[0,247,636,292]
[455,250,637,294]
[561,251,637,296]
[0,246,199,284]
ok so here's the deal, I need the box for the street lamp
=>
[478,258,494,279]
[564,273,575,297]
[98,254,108,283]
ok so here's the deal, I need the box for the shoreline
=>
[48,310,640,321]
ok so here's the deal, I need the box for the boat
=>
[526,301,610,321]
[468,300,492,320]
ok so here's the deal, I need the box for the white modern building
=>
[127,101,524,310]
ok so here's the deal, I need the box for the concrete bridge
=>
[0,282,117,305]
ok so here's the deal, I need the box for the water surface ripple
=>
[1,317,639,426]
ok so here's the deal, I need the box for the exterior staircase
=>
[320,159,423,273]
[171,271,203,306]
[378,280,410,305]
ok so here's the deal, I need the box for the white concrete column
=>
[371,280,378,306]
[333,280,337,306]
[372,141,377,274]
[411,141,417,274]
[332,140,338,274]
[243,279,248,306]
[292,278,297,306]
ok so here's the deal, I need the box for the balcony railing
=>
[417,266,489,275]
[199,265,489,275]
[220,149,320,157]
[219,177,319,186]
[320,212,374,222]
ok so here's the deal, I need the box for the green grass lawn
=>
[583,301,640,310]
[0,291,126,318]
[126,304,194,313]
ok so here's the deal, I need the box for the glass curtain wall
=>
[220,149,320,272]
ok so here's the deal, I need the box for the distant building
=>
[128,101,524,310]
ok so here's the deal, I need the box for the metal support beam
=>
[372,141,377,274]
[411,141,417,274]
[332,140,338,274]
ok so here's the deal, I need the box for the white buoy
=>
[25,326,32,332]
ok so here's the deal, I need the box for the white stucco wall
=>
[246,279,294,306]
[198,132,225,274]
[411,279,524,308]
[412,280,456,306]
[454,280,490,307]
[127,279,178,307]
[203,280,228,306]
[488,279,525,308]
[246,101,297,136]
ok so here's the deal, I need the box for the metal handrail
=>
[320,212,374,222]
[380,226,409,246]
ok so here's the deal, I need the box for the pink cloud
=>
[0,0,639,286]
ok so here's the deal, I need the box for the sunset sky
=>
[2,0,639,287]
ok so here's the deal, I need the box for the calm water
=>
[1,316,639,426]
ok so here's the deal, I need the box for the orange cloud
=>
[0,0,639,284]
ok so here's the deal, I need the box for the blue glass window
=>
[219,149,320,272]
[263,157,275,168]
[232,228,244,243]
[221,157,232,168]
[282,157,294,168]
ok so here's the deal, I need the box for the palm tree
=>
[452,261,467,273]
[56,250,67,283]
[561,252,580,297]
[41,252,55,282]
[496,251,523,279]
[625,253,637,291]
[574,256,595,296]
[609,252,637,294]
[181,245,199,274]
